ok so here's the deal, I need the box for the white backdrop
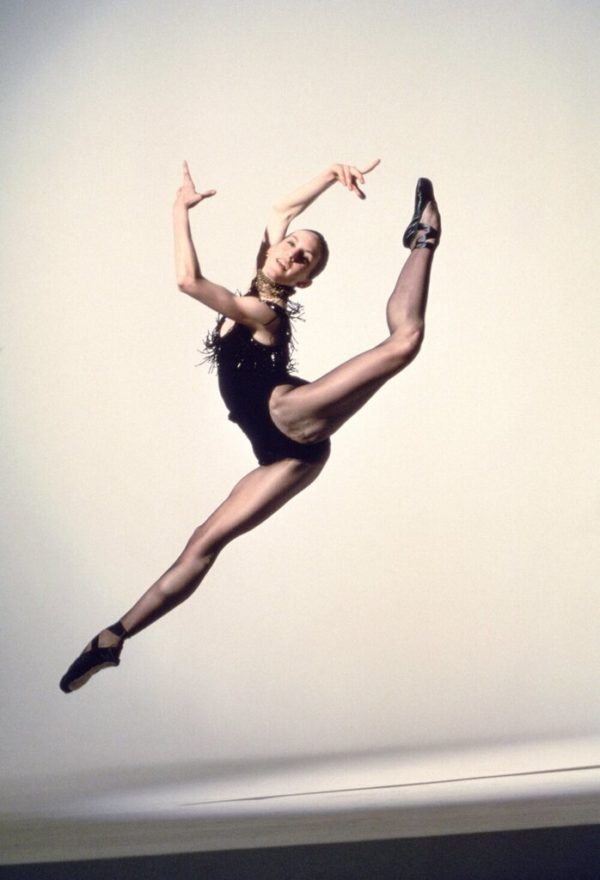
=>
[1,0,598,830]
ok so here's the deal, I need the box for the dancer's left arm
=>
[262,159,381,251]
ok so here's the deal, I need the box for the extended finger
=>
[200,189,217,198]
[359,158,381,175]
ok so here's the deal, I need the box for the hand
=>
[331,159,380,199]
[174,161,217,209]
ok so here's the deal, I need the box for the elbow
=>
[177,276,196,295]
[271,204,295,223]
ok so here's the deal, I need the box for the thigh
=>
[198,454,329,553]
[270,341,403,443]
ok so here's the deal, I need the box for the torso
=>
[218,311,283,349]
[208,298,293,415]
[203,288,330,466]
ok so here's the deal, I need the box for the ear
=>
[296,279,312,289]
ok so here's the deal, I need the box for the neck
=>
[255,269,294,306]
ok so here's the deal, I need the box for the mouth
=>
[276,258,287,272]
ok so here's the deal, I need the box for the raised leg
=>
[270,200,440,444]
[60,452,328,691]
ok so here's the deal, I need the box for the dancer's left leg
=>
[269,202,440,444]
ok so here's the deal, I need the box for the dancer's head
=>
[264,229,329,289]
[302,229,329,281]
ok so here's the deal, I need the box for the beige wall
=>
[1,0,598,808]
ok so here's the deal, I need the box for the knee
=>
[387,322,425,368]
[183,523,222,565]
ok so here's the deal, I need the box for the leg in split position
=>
[59,453,328,692]
[269,179,440,444]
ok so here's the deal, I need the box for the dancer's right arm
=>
[173,162,276,327]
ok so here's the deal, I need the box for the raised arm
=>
[262,159,381,251]
[173,162,276,328]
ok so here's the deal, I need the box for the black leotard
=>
[204,293,330,466]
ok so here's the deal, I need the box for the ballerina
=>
[60,158,440,692]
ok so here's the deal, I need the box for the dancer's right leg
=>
[120,454,326,636]
[60,452,328,691]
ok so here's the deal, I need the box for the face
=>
[263,230,323,288]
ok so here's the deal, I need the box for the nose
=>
[289,248,303,264]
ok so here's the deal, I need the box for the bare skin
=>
[63,160,440,684]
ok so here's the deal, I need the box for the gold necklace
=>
[255,269,293,306]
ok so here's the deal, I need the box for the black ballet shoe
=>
[403,177,440,250]
[59,621,127,693]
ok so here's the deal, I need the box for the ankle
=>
[108,620,128,640]
[95,621,128,650]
